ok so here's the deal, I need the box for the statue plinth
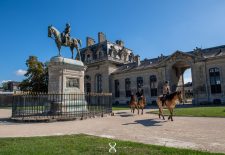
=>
[48,56,86,94]
[47,56,87,113]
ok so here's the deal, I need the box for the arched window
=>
[96,74,102,93]
[115,80,120,97]
[209,68,221,94]
[137,77,143,89]
[125,78,131,97]
[150,75,157,96]
[86,54,91,61]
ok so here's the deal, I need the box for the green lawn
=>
[150,106,225,117]
[112,105,129,111]
[0,134,223,155]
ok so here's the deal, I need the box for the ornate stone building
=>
[80,32,225,105]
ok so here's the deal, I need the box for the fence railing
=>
[12,93,112,121]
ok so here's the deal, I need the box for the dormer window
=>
[85,53,93,62]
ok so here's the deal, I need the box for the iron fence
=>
[12,93,112,121]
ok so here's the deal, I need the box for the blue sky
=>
[0,0,225,84]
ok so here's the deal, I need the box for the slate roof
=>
[112,45,225,75]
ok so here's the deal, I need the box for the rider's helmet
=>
[165,81,168,84]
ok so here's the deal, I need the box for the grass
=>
[0,106,11,109]
[112,105,129,111]
[150,106,225,117]
[0,134,223,155]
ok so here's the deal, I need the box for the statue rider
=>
[62,23,71,45]
[136,84,143,102]
[162,81,171,106]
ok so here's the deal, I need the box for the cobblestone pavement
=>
[0,109,225,153]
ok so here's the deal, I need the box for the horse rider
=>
[162,81,171,106]
[136,86,144,102]
[62,23,71,45]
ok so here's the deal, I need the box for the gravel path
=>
[0,109,225,153]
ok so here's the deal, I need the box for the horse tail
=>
[77,39,82,47]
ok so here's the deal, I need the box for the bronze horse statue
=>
[157,91,183,121]
[48,25,82,60]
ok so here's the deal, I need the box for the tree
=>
[1,81,10,91]
[19,56,48,92]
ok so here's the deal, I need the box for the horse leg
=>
[57,42,61,56]
[70,46,74,59]
[168,108,172,121]
[160,107,165,120]
[171,109,174,121]
[158,108,161,119]
[138,108,139,115]
[141,108,143,115]
[75,46,81,60]
[159,107,165,120]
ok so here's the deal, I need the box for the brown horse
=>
[137,96,146,115]
[129,94,137,114]
[129,95,146,115]
[157,91,182,121]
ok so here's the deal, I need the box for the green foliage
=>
[1,81,9,90]
[19,56,48,92]
[0,134,223,155]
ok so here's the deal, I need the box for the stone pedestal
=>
[47,56,87,113]
[48,56,86,94]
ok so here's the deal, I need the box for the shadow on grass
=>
[122,119,163,127]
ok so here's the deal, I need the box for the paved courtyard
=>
[0,109,225,153]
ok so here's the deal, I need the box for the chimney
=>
[134,55,141,66]
[115,40,124,47]
[98,32,106,43]
[86,37,95,47]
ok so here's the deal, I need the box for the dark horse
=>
[157,91,183,121]
[129,94,146,115]
[48,25,82,60]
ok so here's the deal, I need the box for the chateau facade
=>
[80,32,225,105]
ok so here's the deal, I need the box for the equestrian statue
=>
[48,23,82,60]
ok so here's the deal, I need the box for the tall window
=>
[209,68,221,94]
[115,80,120,97]
[85,75,91,93]
[137,77,143,89]
[96,74,102,93]
[125,78,131,97]
[85,83,91,93]
[150,75,157,96]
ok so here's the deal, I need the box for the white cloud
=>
[15,69,27,76]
